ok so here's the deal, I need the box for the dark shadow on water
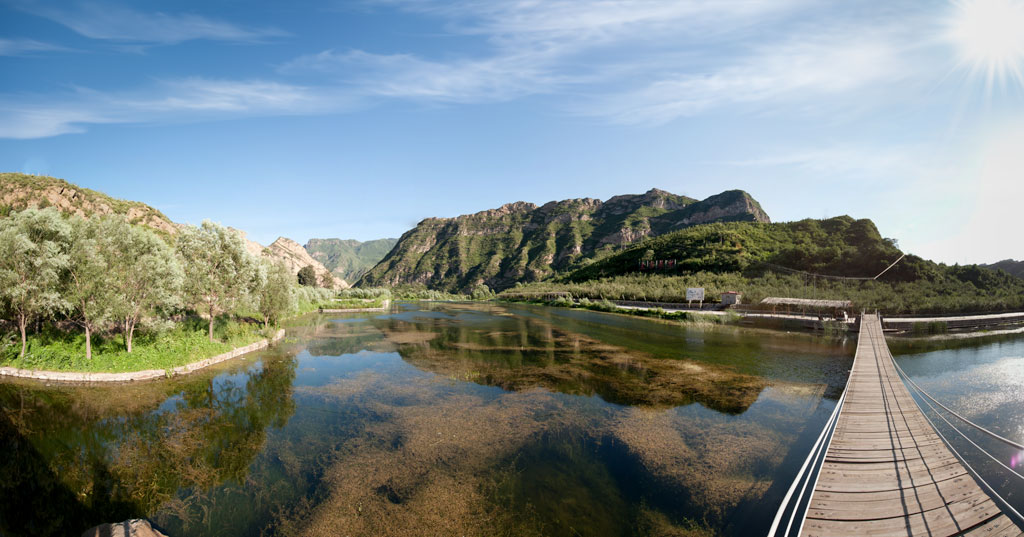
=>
[0,408,140,537]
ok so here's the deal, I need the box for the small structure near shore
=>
[760,297,852,317]
[720,291,742,306]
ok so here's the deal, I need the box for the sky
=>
[1,0,1023,265]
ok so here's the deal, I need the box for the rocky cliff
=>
[358,188,770,292]
[266,237,349,289]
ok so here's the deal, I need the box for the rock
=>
[267,237,349,289]
[81,519,168,537]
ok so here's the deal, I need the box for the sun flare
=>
[948,0,1024,89]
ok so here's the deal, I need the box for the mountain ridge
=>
[357,188,770,292]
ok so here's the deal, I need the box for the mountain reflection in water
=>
[1,302,856,537]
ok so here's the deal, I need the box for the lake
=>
[2,302,872,536]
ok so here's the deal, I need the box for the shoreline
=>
[0,329,285,384]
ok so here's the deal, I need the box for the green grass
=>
[318,297,389,310]
[0,317,267,373]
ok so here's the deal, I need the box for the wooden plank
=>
[798,314,1022,537]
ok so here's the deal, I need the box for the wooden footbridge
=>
[770,314,1024,537]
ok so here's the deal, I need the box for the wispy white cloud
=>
[0,37,68,56]
[577,27,919,124]
[280,48,571,103]
[16,1,286,44]
[0,79,349,139]
[386,0,804,45]
[0,0,948,138]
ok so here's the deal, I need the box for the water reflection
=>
[0,303,855,537]
[0,354,297,537]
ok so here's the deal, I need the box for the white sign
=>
[686,287,705,301]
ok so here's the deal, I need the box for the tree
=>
[65,216,116,360]
[177,221,257,342]
[297,265,316,287]
[103,218,183,353]
[254,259,297,328]
[319,271,335,289]
[0,208,70,358]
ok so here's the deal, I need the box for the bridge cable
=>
[888,348,1024,527]
[872,253,906,280]
[890,360,1024,483]
[889,358,1024,451]
[766,313,864,537]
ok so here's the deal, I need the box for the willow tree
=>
[254,259,297,329]
[103,218,183,352]
[0,208,70,358]
[177,221,256,342]
[65,216,116,360]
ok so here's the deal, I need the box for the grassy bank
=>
[0,318,269,373]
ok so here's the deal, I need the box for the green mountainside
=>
[0,173,177,235]
[569,216,923,281]
[304,238,399,282]
[982,259,1024,279]
[512,215,1024,314]
[357,188,770,292]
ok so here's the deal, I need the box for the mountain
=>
[1,173,347,288]
[304,238,399,282]
[358,188,770,292]
[982,259,1024,279]
[1,173,177,235]
[232,231,349,289]
[266,237,349,288]
[568,216,924,282]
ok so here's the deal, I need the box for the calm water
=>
[891,334,1024,510]
[1,302,862,537]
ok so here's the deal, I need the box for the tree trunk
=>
[208,304,215,342]
[85,325,92,361]
[18,314,27,359]
[123,319,130,352]
[127,321,135,353]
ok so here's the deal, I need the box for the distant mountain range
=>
[304,238,399,283]
[982,259,1024,279]
[358,189,770,292]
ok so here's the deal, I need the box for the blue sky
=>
[1,0,1023,264]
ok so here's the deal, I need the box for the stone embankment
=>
[0,329,285,383]
[82,519,167,537]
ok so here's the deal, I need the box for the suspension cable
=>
[893,362,1024,525]
[766,312,863,537]
[890,358,1024,451]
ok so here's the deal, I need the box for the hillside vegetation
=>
[358,189,769,292]
[501,216,1024,314]
[0,173,177,234]
[983,259,1024,279]
[305,238,398,282]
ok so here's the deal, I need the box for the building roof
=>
[760,297,852,308]
[722,291,741,295]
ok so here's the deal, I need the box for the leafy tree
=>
[103,218,183,353]
[319,271,335,289]
[297,265,316,287]
[254,259,297,328]
[0,208,71,358]
[65,216,116,360]
[177,221,257,342]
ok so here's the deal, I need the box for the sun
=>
[947,0,1024,90]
